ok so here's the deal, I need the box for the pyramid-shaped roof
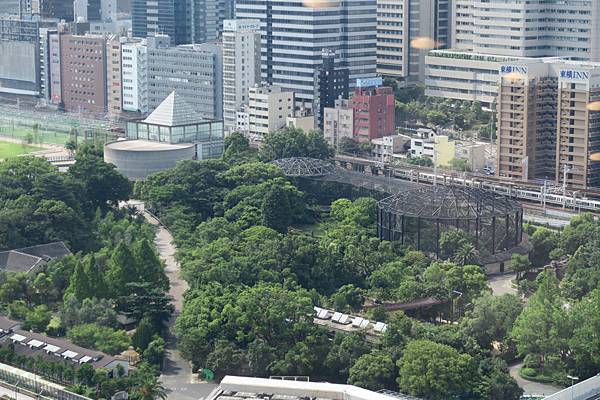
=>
[143,91,205,127]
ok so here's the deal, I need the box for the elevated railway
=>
[334,155,600,213]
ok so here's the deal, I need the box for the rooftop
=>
[0,242,70,273]
[143,91,206,127]
[208,376,422,400]
[105,139,195,151]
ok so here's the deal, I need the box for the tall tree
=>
[107,241,138,298]
[261,185,292,233]
[133,239,168,290]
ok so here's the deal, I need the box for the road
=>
[145,212,217,400]
[488,273,518,296]
[508,363,563,397]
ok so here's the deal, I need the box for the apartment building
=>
[323,99,354,148]
[121,37,147,113]
[496,59,600,189]
[222,19,261,134]
[351,78,395,142]
[314,50,349,131]
[236,0,377,109]
[246,85,294,139]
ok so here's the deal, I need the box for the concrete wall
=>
[104,143,196,180]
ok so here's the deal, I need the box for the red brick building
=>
[60,34,107,114]
[351,85,395,142]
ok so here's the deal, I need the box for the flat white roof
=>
[43,344,60,353]
[10,334,26,342]
[27,339,44,348]
[79,356,92,364]
[217,376,405,400]
[62,350,78,359]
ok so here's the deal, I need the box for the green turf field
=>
[0,126,70,145]
[0,141,42,160]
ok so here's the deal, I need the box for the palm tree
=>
[136,377,168,400]
[452,243,480,266]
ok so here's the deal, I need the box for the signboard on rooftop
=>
[356,77,383,88]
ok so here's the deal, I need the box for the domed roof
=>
[378,185,521,220]
[270,157,337,177]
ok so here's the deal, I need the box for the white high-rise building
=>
[426,1,600,105]
[451,0,600,60]
[222,19,261,134]
[376,0,450,81]
[235,0,377,109]
[121,38,148,114]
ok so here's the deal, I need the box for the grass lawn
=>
[0,141,42,160]
[0,126,71,145]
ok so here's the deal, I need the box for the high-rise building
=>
[314,49,349,131]
[132,0,185,44]
[59,34,107,114]
[426,1,600,104]
[451,0,600,60]
[222,19,261,134]
[185,0,235,44]
[236,0,377,109]
[121,35,223,119]
[350,78,395,142]
[376,0,450,81]
[496,59,600,189]
[106,35,123,117]
[74,0,102,22]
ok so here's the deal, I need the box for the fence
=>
[542,375,600,400]
[0,362,92,400]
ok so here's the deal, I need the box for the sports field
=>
[0,126,70,145]
[0,141,42,160]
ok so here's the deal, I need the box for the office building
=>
[73,0,102,22]
[186,0,235,44]
[32,0,75,21]
[121,36,223,120]
[236,0,377,109]
[246,85,294,139]
[426,1,600,105]
[222,19,261,134]
[132,0,186,44]
[351,78,395,142]
[451,0,600,60]
[496,59,600,189]
[323,98,354,148]
[0,18,56,97]
[376,0,450,81]
[147,39,223,119]
[107,92,224,180]
[59,34,107,114]
[0,1,21,15]
[314,49,349,131]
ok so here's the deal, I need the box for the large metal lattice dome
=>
[378,185,523,257]
[270,157,337,177]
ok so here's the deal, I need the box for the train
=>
[334,155,600,213]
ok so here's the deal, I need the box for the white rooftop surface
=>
[61,350,78,359]
[105,140,195,151]
[43,344,60,353]
[79,356,92,364]
[10,334,26,342]
[217,376,402,400]
[143,91,205,127]
[27,339,44,348]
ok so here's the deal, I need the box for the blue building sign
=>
[500,65,528,75]
[356,77,383,88]
[560,70,590,80]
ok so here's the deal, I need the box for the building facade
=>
[0,18,42,96]
[496,59,600,189]
[247,85,294,139]
[314,49,349,131]
[147,40,223,119]
[222,19,261,134]
[132,0,186,44]
[376,0,450,81]
[59,34,107,114]
[351,78,395,142]
[106,35,122,117]
[323,98,354,147]
[121,37,147,113]
[236,0,377,109]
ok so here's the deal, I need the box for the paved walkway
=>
[145,212,216,400]
[508,362,563,397]
[488,273,518,296]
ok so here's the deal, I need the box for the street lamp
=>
[567,375,579,400]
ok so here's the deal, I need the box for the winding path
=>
[508,362,563,397]
[144,212,217,400]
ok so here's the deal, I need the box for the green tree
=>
[406,156,433,167]
[258,127,333,161]
[568,288,600,378]
[107,241,138,298]
[460,294,523,348]
[23,305,52,332]
[324,333,370,381]
[133,239,168,290]
[511,271,569,370]
[67,323,130,355]
[529,227,559,267]
[132,317,156,352]
[143,336,166,366]
[439,229,475,261]
[448,158,471,172]
[261,185,292,233]
[396,340,476,400]
[348,350,396,391]
[511,253,532,280]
